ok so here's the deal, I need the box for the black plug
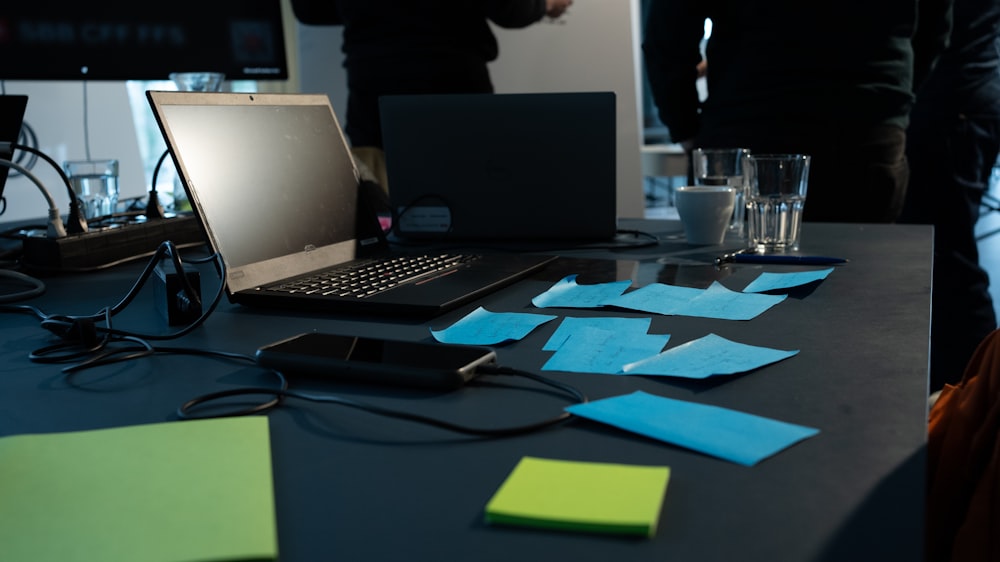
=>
[66,198,89,234]
[41,316,98,345]
[153,261,202,326]
[145,188,167,220]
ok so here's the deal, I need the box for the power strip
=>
[21,214,205,270]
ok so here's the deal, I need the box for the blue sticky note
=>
[607,281,785,320]
[543,316,653,351]
[682,282,787,320]
[742,268,834,293]
[603,283,704,316]
[532,274,633,309]
[542,326,670,374]
[566,391,820,466]
[431,306,558,345]
[622,333,798,379]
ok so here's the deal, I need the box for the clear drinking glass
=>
[745,154,811,253]
[169,72,225,93]
[63,159,119,219]
[692,147,751,238]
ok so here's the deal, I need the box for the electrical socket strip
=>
[21,214,205,270]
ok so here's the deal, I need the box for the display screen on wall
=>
[0,1,288,81]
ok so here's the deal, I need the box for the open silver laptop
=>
[146,91,555,318]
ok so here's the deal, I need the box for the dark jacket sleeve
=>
[912,0,955,90]
[487,0,546,28]
[641,0,706,143]
[290,0,342,25]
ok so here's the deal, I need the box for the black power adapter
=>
[153,261,202,326]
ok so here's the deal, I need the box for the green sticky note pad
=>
[484,456,671,537]
[0,417,278,562]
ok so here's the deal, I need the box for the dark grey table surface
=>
[0,219,932,561]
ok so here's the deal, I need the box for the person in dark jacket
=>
[291,0,572,191]
[899,0,1000,391]
[642,0,953,223]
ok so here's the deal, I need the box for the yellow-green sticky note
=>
[0,417,278,562]
[484,456,671,537]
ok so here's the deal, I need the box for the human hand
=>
[545,0,572,18]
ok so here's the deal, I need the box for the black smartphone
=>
[255,332,497,390]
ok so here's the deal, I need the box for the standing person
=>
[899,0,1000,392]
[641,0,953,223]
[291,0,573,191]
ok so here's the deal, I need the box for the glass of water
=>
[63,159,119,220]
[746,154,811,253]
[692,147,751,237]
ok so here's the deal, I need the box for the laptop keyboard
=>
[266,253,480,298]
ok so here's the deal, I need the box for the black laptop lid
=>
[0,95,29,200]
[379,91,618,241]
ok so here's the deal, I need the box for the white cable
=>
[0,158,67,238]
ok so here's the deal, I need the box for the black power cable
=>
[8,142,88,234]
[1,240,224,370]
[146,149,172,220]
[177,363,588,437]
[0,234,587,438]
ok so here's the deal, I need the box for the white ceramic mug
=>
[674,185,736,245]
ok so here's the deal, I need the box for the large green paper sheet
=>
[0,417,278,562]
[485,456,671,537]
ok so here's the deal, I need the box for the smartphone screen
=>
[255,332,497,389]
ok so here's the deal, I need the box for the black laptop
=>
[0,95,29,200]
[146,91,555,318]
[379,92,618,242]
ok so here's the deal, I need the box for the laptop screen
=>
[0,95,29,201]
[379,92,617,241]
[148,92,362,292]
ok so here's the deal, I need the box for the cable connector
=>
[46,207,67,239]
[145,189,167,220]
[0,157,67,238]
[66,199,89,234]
[153,261,202,326]
[7,144,86,234]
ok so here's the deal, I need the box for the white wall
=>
[296,23,348,122]
[295,0,646,218]
[488,0,645,218]
[1,81,146,223]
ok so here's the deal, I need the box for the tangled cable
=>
[2,239,587,438]
[0,240,225,373]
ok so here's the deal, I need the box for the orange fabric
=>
[926,328,1000,562]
